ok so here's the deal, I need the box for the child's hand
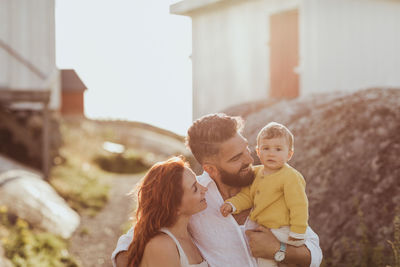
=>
[220,203,233,217]
[288,236,304,242]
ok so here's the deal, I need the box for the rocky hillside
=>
[225,88,400,265]
[0,118,190,267]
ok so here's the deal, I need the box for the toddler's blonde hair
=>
[257,122,294,151]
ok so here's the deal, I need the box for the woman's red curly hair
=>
[126,156,186,267]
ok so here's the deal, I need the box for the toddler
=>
[220,122,308,266]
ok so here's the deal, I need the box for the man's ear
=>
[287,150,294,161]
[203,163,218,178]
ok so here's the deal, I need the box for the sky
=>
[55,0,192,135]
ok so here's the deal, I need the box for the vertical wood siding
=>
[301,0,400,95]
[0,0,60,109]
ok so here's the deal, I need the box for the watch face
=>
[274,251,285,262]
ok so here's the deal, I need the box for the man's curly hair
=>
[186,113,244,164]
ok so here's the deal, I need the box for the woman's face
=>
[178,167,208,216]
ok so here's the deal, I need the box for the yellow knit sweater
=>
[227,164,308,234]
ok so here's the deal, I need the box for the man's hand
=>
[115,251,129,267]
[220,203,233,217]
[246,226,311,267]
[246,226,280,259]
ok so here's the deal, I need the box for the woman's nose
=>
[200,184,208,193]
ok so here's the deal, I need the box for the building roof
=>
[170,0,226,15]
[61,69,87,92]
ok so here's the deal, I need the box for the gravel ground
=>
[69,174,141,267]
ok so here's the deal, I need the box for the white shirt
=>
[111,172,323,267]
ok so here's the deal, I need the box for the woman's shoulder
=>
[142,233,180,266]
[146,233,177,251]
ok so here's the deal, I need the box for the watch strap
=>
[280,242,287,252]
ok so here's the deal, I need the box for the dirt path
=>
[69,174,142,267]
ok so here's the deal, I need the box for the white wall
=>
[300,0,400,95]
[0,0,60,109]
[190,0,299,119]
[178,0,400,118]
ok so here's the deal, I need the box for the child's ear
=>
[256,146,260,157]
[287,150,294,161]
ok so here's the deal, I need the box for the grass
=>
[49,160,110,216]
[49,118,153,215]
[1,118,154,265]
[321,207,400,267]
[0,118,115,265]
[48,118,117,216]
[0,206,79,267]
[387,213,400,267]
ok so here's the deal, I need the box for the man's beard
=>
[218,164,255,187]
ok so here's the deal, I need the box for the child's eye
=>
[263,147,269,150]
[277,148,281,151]
[194,185,198,192]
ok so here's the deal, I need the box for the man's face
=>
[214,133,255,187]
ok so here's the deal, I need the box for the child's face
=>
[257,137,293,172]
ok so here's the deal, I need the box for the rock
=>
[0,170,80,239]
[370,156,380,173]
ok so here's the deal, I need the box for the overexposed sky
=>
[55,0,192,135]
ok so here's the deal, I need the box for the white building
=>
[170,0,400,119]
[0,0,59,177]
[0,0,60,110]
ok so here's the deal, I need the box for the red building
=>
[61,69,87,115]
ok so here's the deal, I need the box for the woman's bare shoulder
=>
[146,233,177,251]
[141,233,180,266]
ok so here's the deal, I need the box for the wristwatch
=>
[274,242,287,262]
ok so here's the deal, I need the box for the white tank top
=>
[160,228,209,267]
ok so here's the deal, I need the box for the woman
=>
[126,156,209,267]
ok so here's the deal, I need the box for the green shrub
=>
[93,150,150,174]
[0,207,79,267]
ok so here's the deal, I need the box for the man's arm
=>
[246,226,318,267]
[115,251,129,267]
[111,227,134,267]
